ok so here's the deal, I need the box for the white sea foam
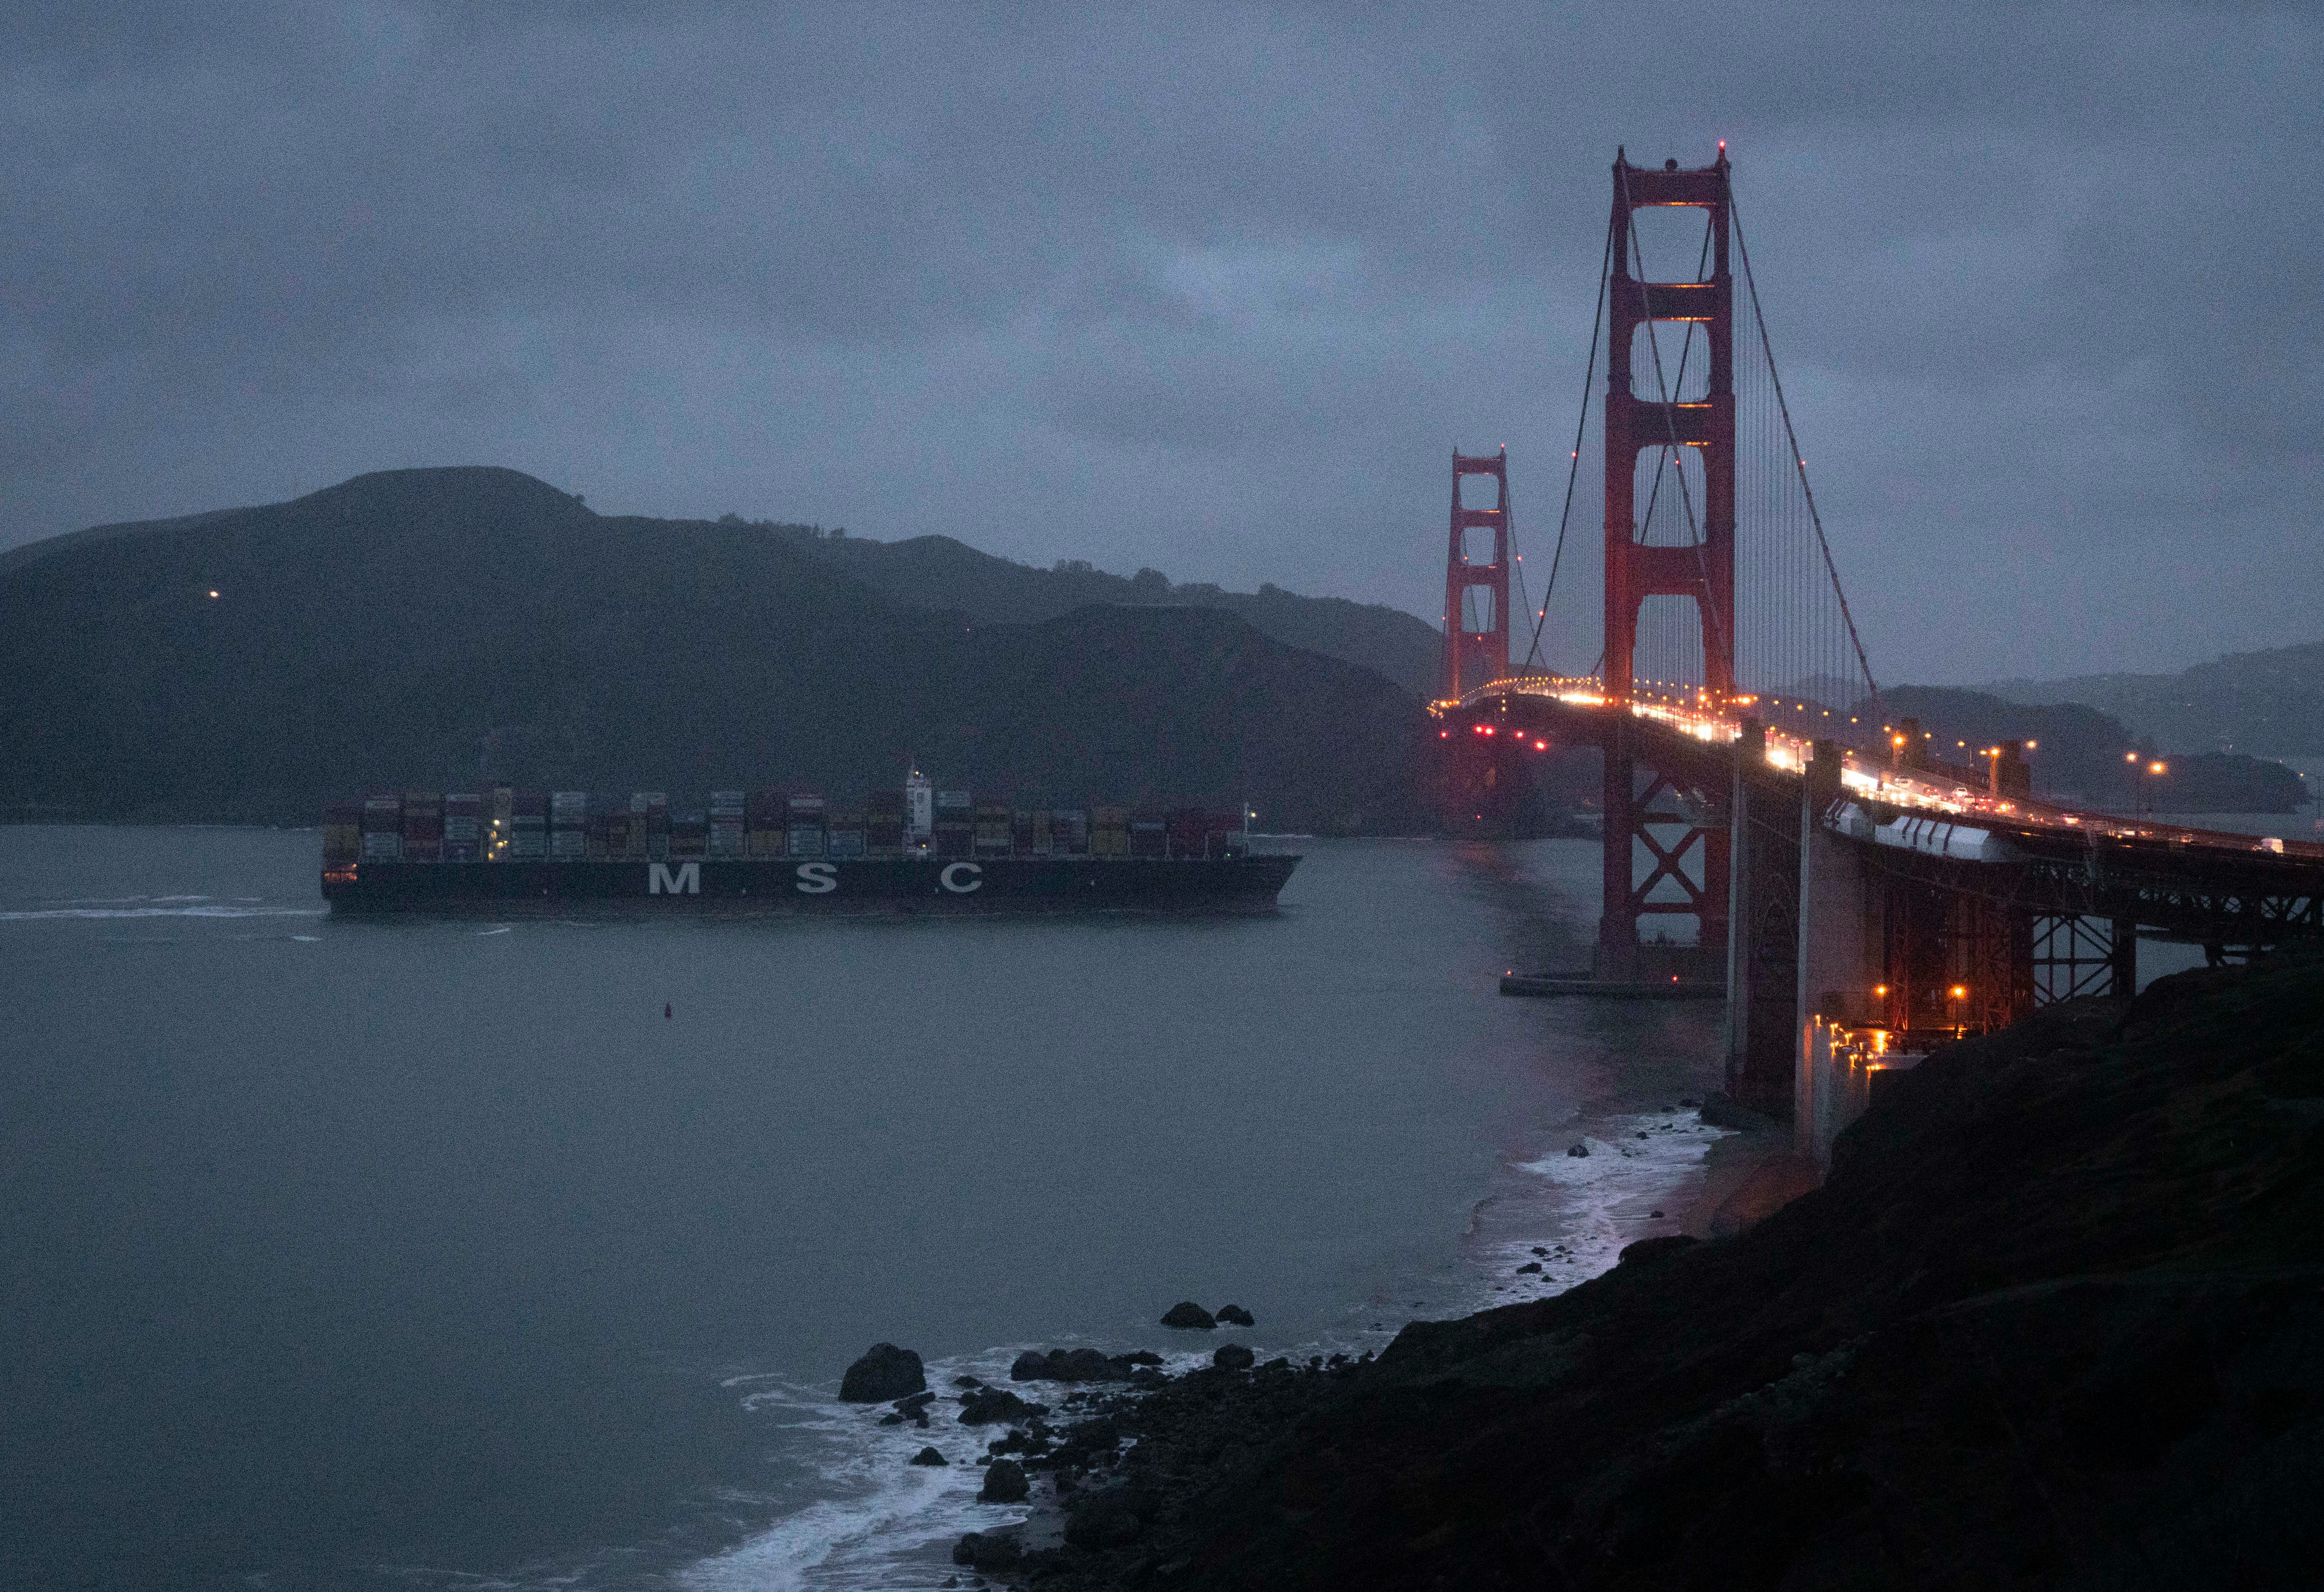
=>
[1486,1109,1731,1299]
[0,904,326,921]
[683,1346,1068,1592]
[677,1119,1731,1588]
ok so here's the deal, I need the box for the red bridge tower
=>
[1600,151,1736,977]
[1441,448,1511,700]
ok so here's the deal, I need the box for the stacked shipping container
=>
[334,786,1240,864]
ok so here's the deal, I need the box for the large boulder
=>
[909,1446,948,1466]
[1161,1301,1217,1329]
[1212,1342,1256,1371]
[839,1343,925,1403]
[1214,1304,1255,1326]
[979,1459,1031,1503]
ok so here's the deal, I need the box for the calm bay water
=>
[0,827,1725,1591]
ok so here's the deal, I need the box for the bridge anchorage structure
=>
[1431,146,2324,1154]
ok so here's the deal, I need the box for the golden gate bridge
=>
[1432,148,2324,1156]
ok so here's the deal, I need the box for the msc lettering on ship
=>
[648,861,700,895]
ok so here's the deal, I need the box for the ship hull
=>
[324,854,1300,912]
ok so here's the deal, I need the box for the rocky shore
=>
[880,950,2324,1589]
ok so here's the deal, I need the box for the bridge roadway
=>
[1440,675,2324,1136]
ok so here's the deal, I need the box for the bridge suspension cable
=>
[1518,221,1612,678]
[1730,189,1882,725]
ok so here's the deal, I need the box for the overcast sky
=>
[5,1,2316,682]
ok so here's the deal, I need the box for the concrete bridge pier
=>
[1724,734,1886,1142]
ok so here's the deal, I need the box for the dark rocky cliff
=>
[1016,952,2324,1590]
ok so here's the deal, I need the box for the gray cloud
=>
[3,0,2318,682]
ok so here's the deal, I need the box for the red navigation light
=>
[1533,740,1547,750]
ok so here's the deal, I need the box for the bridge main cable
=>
[1519,216,1613,679]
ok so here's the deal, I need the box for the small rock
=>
[979,1459,1030,1503]
[953,1374,983,1388]
[896,1390,937,1411]
[1567,1143,1589,1158]
[840,1343,927,1404]
[1050,1346,1130,1382]
[1161,1301,1217,1330]
[1515,1261,1542,1274]
[1531,1246,1548,1256]
[1214,1304,1255,1327]
[953,1529,1023,1567]
[1111,1349,1164,1368]
[1129,1366,1167,1388]
[911,1446,948,1466]
[879,1411,906,1426]
[960,1386,1046,1426]
[1065,1492,1146,1549]
[1616,1234,1702,1267]
[1212,1343,1255,1371]
[1651,1209,1666,1218]
[1680,1096,1699,1108]
[1061,1416,1121,1454]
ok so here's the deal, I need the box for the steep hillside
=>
[797,530,1444,702]
[1985,639,2324,756]
[0,469,1426,830]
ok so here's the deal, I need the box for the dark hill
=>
[1984,639,2324,757]
[1880,685,2307,811]
[1023,951,2324,1590]
[798,530,1445,702]
[0,468,1426,830]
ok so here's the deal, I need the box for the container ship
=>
[321,771,1298,910]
